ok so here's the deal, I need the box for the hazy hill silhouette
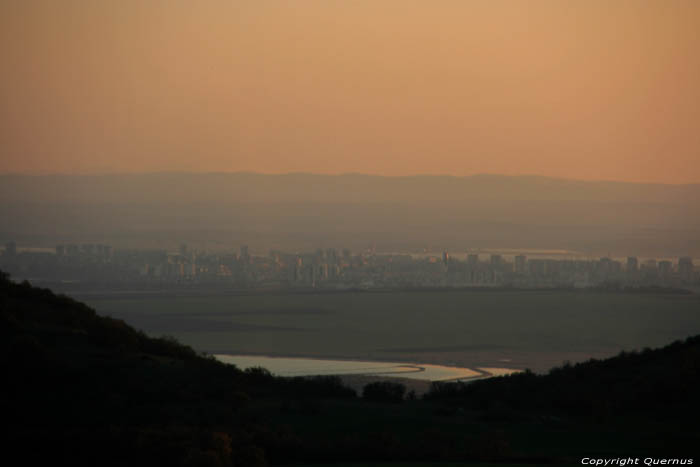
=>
[1,173,699,256]
[3,172,700,204]
[1,271,698,465]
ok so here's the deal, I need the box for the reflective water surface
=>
[215,354,520,381]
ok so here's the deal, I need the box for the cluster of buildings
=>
[0,241,697,290]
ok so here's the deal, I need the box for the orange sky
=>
[1,0,699,183]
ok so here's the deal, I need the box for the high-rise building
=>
[658,260,672,277]
[240,245,250,264]
[318,263,328,281]
[294,257,303,283]
[326,248,338,265]
[626,257,638,273]
[678,257,693,282]
[514,255,527,274]
[528,259,545,277]
[316,249,325,262]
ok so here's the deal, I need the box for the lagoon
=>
[214,354,519,381]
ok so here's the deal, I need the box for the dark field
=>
[85,289,700,372]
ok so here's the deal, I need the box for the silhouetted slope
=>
[429,336,700,418]
[0,271,352,466]
[2,271,698,466]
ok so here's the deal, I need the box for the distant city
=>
[1,241,696,292]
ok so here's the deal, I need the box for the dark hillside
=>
[2,270,698,466]
[428,336,700,419]
[0,271,353,466]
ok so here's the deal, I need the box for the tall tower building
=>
[658,260,672,278]
[240,245,250,264]
[678,257,693,282]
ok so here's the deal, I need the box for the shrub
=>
[362,381,406,403]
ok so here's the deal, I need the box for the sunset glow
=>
[1,1,699,183]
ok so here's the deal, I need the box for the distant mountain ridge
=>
[1,173,698,256]
[1,172,699,205]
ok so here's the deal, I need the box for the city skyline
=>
[2,239,695,293]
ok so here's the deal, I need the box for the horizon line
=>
[1,170,699,187]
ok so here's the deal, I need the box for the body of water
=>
[214,354,519,381]
[85,290,700,373]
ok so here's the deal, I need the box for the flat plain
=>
[85,289,700,372]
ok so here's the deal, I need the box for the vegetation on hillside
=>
[428,336,700,419]
[1,270,698,466]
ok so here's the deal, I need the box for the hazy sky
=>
[1,1,699,183]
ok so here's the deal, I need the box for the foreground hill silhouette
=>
[1,271,698,466]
